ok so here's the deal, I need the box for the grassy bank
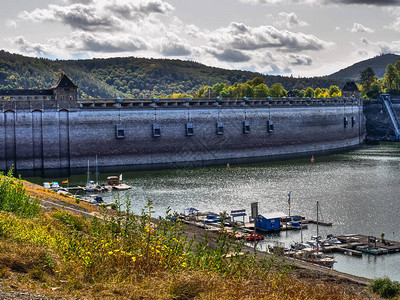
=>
[0,172,377,299]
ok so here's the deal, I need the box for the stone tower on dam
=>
[0,75,365,171]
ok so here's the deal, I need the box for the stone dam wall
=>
[0,98,365,171]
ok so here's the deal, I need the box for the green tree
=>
[212,83,227,97]
[360,67,376,95]
[253,83,269,97]
[269,83,287,97]
[219,87,231,98]
[366,78,382,98]
[291,89,300,97]
[243,84,254,97]
[329,85,341,97]
[394,59,400,72]
[248,77,264,87]
[382,64,396,91]
[304,87,314,98]
[314,88,323,98]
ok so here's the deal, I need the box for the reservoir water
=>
[22,143,400,281]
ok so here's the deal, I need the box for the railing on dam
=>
[77,96,360,109]
[0,96,360,111]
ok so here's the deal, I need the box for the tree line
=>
[166,77,343,99]
[360,59,400,99]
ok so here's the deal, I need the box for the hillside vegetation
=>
[0,50,342,99]
[329,53,400,81]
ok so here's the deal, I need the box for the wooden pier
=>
[303,219,333,226]
[321,243,364,257]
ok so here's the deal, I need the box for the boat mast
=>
[300,216,303,243]
[95,155,98,185]
[316,200,319,251]
[87,160,90,183]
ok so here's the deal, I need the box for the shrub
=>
[0,168,40,218]
[370,277,400,298]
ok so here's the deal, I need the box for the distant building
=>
[341,81,360,99]
[0,74,78,101]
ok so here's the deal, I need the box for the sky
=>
[2,0,400,77]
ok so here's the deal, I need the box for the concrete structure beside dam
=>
[0,86,365,171]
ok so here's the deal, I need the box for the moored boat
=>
[356,246,389,255]
[85,180,98,192]
[293,248,335,268]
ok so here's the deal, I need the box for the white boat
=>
[322,234,342,246]
[86,180,97,192]
[293,248,335,268]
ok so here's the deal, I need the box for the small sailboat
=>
[293,201,335,268]
[85,159,98,192]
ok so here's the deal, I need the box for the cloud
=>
[62,0,94,4]
[350,23,374,33]
[5,20,18,29]
[333,0,400,5]
[161,42,191,56]
[206,48,251,62]
[385,17,400,32]
[239,0,400,5]
[272,12,308,28]
[7,36,58,57]
[73,31,149,52]
[357,49,370,57]
[8,31,149,57]
[18,4,120,31]
[105,0,174,20]
[210,22,333,52]
[361,37,400,54]
[17,0,174,32]
[288,54,313,65]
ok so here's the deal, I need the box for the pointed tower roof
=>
[342,81,359,92]
[51,74,77,89]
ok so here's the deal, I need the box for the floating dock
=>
[336,234,400,255]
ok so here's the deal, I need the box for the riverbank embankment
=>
[5,179,375,299]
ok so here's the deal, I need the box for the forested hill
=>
[0,50,343,99]
[328,53,400,81]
